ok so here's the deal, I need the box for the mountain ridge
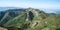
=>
[0,7,60,14]
[0,8,60,30]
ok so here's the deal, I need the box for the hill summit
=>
[0,8,60,30]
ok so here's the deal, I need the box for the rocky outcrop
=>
[0,27,8,30]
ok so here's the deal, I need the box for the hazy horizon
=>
[0,0,60,13]
[0,0,60,9]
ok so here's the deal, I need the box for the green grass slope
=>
[0,8,60,30]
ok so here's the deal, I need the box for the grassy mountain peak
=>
[0,8,60,30]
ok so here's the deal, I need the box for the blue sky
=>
[0,0,60,13]
[0,0,60,9]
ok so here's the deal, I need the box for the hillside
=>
[0,8,60,30]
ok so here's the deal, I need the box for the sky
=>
[0,0,60,13]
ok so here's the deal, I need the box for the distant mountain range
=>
[41,9,60,14]
[0,7,24,11]
[0,7,60,14]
